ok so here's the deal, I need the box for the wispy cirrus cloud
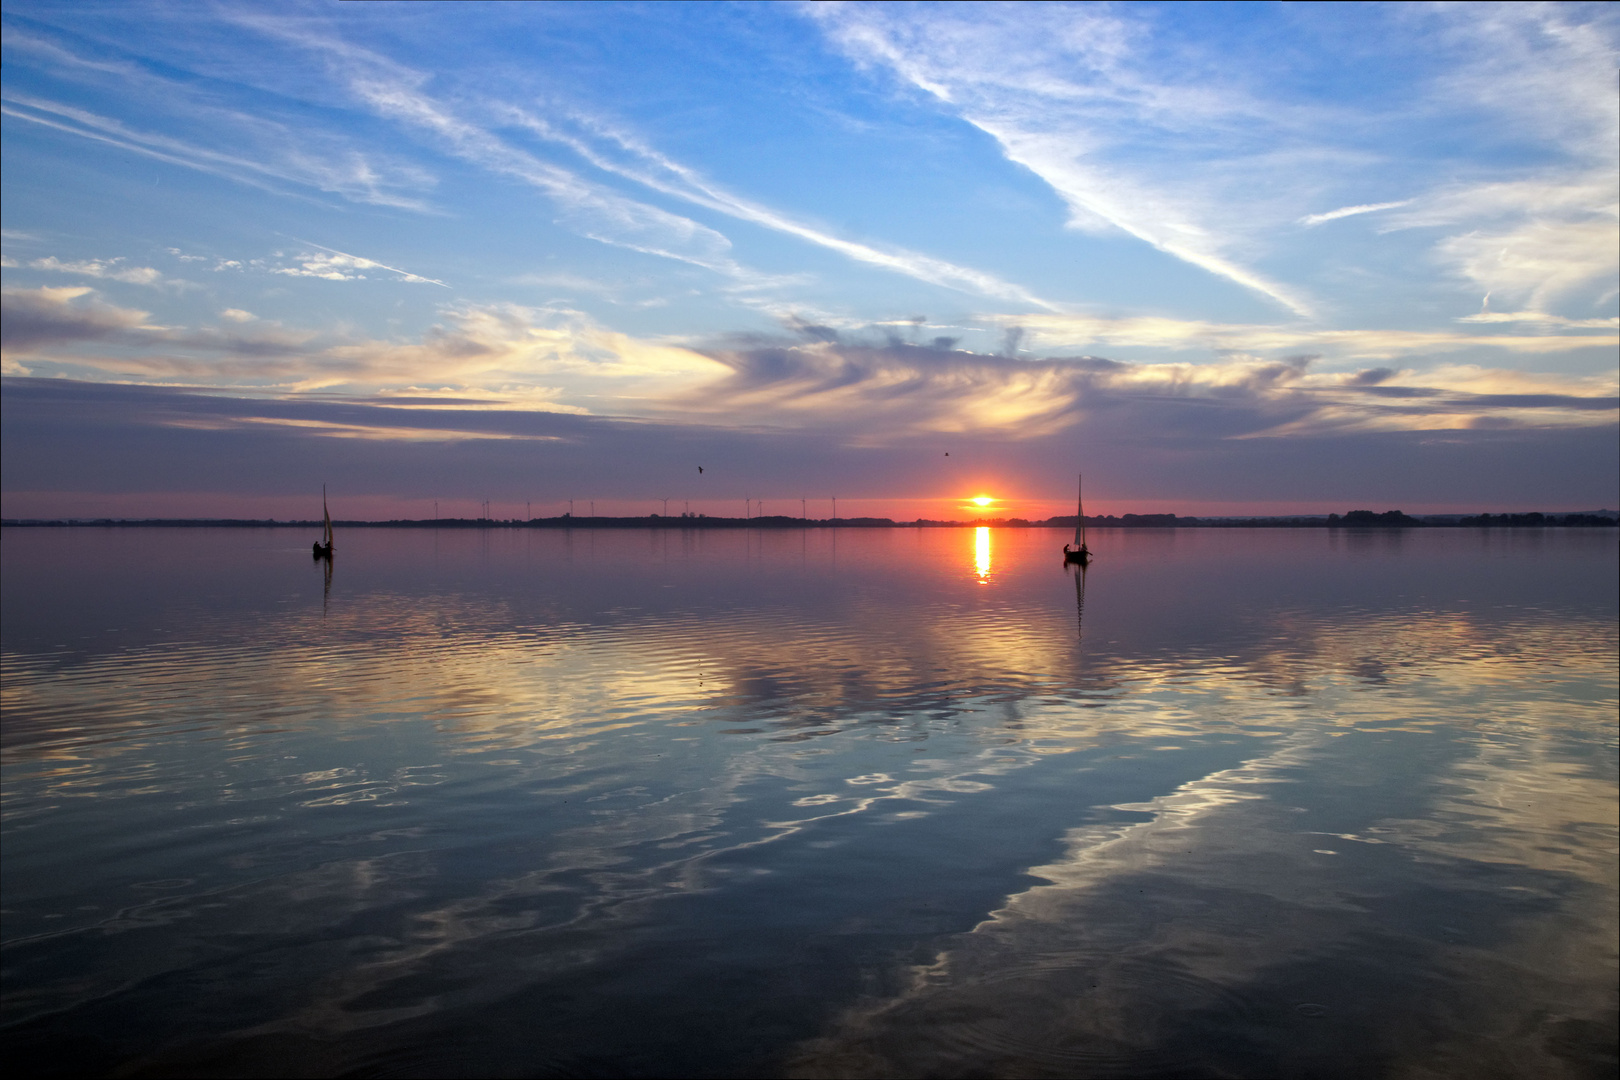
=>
[0,89,437,212]
[10,16,752,290]
[364,83,741,274]
[1360,6,1617,311]
[499,105,1058,310]
[8,10,1057,315]
[219,18,757,280]
[807,1,1619,321]
[805,1,1316,316]
[1414,197,1617,314]
[1299,200,1414,227]
[229,14,1057,310]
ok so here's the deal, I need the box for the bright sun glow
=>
[971,495,994,506]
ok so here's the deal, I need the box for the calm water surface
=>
[2,526,1615,1078]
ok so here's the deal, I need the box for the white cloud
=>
[269,244,449,287]
[1,285,724,403]
[1299,200,1414,227]
[228,415,567,442]
[1011,312,1618,360]
[6,286,1610,446]
[0,285,156,353]
[1422,201,1617,314]
[25,255,172,286]
[1457,311,1617,330]
[1381,6,1619,311]
[677,336,1616,441]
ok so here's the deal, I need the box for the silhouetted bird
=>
[698,466,704,474]
[944,452,949,456]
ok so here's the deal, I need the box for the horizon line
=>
[4,509,1616,529]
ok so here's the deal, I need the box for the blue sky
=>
[2,1,1615,519]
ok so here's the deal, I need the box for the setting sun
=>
[971,495,994,507]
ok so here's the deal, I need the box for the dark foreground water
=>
[2,526,1615,1079]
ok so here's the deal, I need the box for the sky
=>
[2,0,1616,521]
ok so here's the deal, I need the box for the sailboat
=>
[1063,473,1091,565]
[312,485,334,559]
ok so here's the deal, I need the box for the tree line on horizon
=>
[5,510,1616,528]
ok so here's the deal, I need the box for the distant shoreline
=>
[4,512,1616,529]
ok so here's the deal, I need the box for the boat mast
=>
[1076,474,1086,549]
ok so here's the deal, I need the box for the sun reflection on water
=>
[974,526,992,583]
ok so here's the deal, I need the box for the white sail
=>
[323,485,333,549]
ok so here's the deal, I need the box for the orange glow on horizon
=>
[964,494,999,515]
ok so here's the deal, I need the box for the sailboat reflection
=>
[320,548,333,611]
[1072,560,1087,641]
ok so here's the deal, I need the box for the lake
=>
[2,525,1615,1078]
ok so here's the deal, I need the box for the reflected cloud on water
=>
[0,527,1614,1076]
[789,715,1617,1077]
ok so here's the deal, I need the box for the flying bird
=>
[698,466,704,474]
